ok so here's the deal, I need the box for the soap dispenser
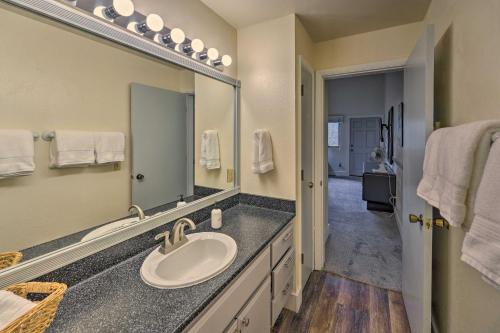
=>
[211,202,222,229]
[177,194,187,207]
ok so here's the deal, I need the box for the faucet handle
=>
[154,231,170,241]
[155,231,172,255]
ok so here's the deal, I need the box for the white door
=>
[349,117,381,176]
[301,61,314,288]
[131,83,191,210]
[402,25,434,333]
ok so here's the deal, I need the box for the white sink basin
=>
[140,232,237,289]
[81,216,148,242]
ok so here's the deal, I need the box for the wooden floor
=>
[272,271,410,333]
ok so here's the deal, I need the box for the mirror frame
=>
[0,0,241,289]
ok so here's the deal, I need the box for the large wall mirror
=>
[0,1,238,275]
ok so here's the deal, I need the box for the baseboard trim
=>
[285,288,302,313]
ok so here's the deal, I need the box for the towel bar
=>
[42,131,55,141]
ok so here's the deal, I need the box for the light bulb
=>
[207,48,219,60]
[191,39,204,53]
[129,13,164,34]
[156,28,185,46]
[94,0,135,20]
[182,38,204,54]
[141,14,164,33]
[221,55,232,67]
[213,54,232,67]
[170,28,185,44]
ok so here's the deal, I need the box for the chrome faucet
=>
[154,218,196,255]
[129,205,145,220]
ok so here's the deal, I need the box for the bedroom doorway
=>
[323,70,405,292]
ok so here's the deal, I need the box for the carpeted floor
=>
[324,177,402,291]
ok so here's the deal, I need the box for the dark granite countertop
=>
[47,204,294,333]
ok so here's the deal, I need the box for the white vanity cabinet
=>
[186,220,295,333]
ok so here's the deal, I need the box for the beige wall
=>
[314,22,423,70]
[238,15,296,200]
[194,74,234,190]
[0,2,236,252]
[424,0,500,332]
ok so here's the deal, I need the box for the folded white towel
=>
[49,130,95,168]
[94,132,125,164]
[0,130,35,179]
[461,132,500,287]
[200,130,220,170]
[417,120,500,226]
[252,129,274,174]
[0,290,35,330]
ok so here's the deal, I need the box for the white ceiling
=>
[200,0,431,42]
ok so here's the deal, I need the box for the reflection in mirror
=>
[0,2,235,271]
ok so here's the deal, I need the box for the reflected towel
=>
[462,133,500,287]
[94,132,125,164]
[0,290,35,330]
[49,130,95,168]
[200,130,220,170]
[417,120,500,226]
[0,130,35,179]
[252,129,274,174]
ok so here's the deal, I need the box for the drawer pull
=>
[242,317,250,327]
[282,282,291,295]
[284,256,293,268]
[282,232,292,242]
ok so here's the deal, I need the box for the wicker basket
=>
[1,282,67,333]
[0,252,23,270]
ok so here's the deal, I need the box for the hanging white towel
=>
[0,130,35,179]
[0,290,35,330]
[461,132,500,287]
[417,120,500,226]
[94,132,125,164]
[252,129,274,174]
[200,130,220,170]
[49,130,95,168]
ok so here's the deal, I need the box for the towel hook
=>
[32,132,40,140]
[42,131,55,141]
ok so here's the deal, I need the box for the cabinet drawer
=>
[271,275,293,326]
[271,223,293,268]
[272,248,294,299]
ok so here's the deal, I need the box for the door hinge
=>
[301,253,304,264]
[301,169,304,181]
[301,84,304,96]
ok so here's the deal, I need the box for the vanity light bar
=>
[88,0,232,70]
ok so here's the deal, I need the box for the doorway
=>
[323,71,404,291]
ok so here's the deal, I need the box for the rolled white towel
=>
[0,130,35,179]
[0,290,35,330]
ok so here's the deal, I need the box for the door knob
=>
[308,182,314,188]
[136,174,145,180]
[409,214,423,226]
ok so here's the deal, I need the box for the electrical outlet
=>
[227,169,234,183]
